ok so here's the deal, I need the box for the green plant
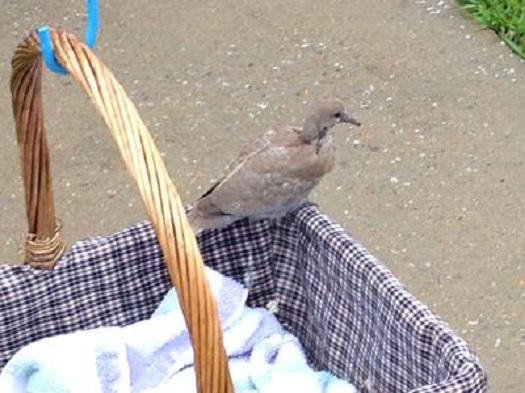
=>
[456,0,525,59]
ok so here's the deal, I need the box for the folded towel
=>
[0,267,356,393]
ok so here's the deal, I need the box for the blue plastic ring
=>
[37,0,99,75]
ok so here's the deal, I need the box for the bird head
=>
[302,100,361,142]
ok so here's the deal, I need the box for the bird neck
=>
[301,117,323,143]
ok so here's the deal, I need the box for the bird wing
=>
[196,127,281,200]
[195,125,333,218]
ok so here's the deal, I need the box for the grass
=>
[456,0,525,59]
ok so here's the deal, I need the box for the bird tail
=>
[186,204,237,234]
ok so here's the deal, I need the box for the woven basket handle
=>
[10,28,233,393]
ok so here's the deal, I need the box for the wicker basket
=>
[0,28,488,392]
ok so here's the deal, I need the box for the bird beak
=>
[340,112,361,127]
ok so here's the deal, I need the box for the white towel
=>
[0,267,356,393]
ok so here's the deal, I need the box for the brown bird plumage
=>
[187,100,361,233]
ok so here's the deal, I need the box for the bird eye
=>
[334,112,342,118]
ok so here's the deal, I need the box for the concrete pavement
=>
[1,0,523,390]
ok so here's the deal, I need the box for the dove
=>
[187,99,361,233]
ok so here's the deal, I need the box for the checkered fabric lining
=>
[0,203,487,392]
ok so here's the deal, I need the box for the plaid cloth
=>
[0,203,487,392]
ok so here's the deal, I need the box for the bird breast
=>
[284,133,336,180]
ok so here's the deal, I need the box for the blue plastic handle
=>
[37,0,99,75]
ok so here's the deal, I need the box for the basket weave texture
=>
[0,203,488,392]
